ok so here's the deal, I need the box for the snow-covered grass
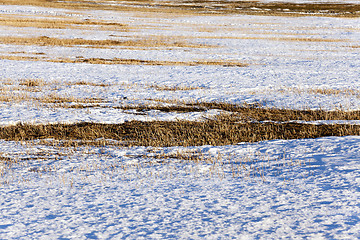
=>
[0,1,359,239]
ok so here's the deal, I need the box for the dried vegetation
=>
[0,55,247,67]
[148,84,205,91]
[140,99,360,121]
[2,99,360,147]
[2,115,360,147]
[1,0,359,17]
[0,36,211,49]
[0,15,128,30]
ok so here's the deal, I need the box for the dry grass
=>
[0,78,112,92]
[0,55,248,67]
[145,99,360,121]
[2,79,360,120]
[119,104,208,113]
[300,88,360,96]
[0,15,129,31]
[64,103,208,112]
[240,36,346,43]
[0,89,103,105]
[1,116,360,147]
[72,81,111,87]
[0,0,359,17]
[0,141,288,187]
[19,78,44,87]
[0,140,311,187]
[36,95,103,105]
[0,36,212,49]
[63,98,360,120]
[189,35,347,43]
[0,100,359,147]
[149,84,205,91]
[277,87,360,98]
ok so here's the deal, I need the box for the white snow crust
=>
[0,136,359,239]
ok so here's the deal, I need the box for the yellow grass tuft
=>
[19,78,44,87]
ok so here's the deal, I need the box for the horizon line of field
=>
[1,0,360,17]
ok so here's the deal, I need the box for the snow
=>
[1,136,359,239]
[0,2,359,239]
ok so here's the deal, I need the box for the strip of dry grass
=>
[173,1,360,17]
[199,35,347,43]
[1,0,359,17]
[37,97,360,120]
[72,81,111,87]
[291,87,360,97]
[19,78,44,87]
[0,89,103,104]
[148,84,205,91]
[0,55,247,67]
[0,36,210,49]
[145,100,360,121]
[1,81,359,120]
[0,15,128,30]
[2,118,360,147]
[0,99,359,146]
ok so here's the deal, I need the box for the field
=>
[0,0,360,239]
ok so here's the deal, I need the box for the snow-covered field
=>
[0,136,360,239]
[0,1,359,239]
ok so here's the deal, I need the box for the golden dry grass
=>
[148,84,205,91]
[0,0,359,17]
[0,55,248,67]
[0,36,211,49]
[2,78,359,120]
[144,99,360,121]
[216,36,346,43]
[19,78,44,87]
[0,15,129,31]
[72,81,111,87]
[0,34,346,64]
[146,34,348,43]
[0,88,103,104]
[2,117,360,147]
[1,78,112,89]
[0,90,360,147]
[55,97,360,122]
[278,87,360,98]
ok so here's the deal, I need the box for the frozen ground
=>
[0,2,359,239]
